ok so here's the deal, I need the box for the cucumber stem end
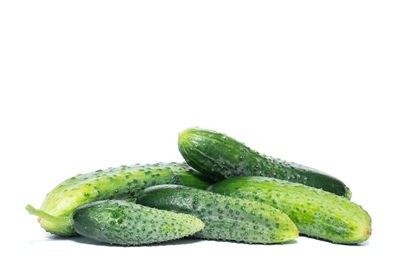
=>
[25,204,64,224]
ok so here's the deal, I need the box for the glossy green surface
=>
[27,162,210,236]
[137,185,298,244]
[210,177,371,244]
[73,200,204,245]
[179,128,351,198]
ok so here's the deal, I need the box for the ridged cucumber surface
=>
[72,200,204,245]
[136,185,299,244]
[26,162,210,236]
[178,128,351,199]
[209,176,371,244]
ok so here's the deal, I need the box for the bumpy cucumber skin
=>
[136,185,299,244]
[73,200,204,245]
[39,162,210,236]
[209,177,371,244]
[178,128,351,199]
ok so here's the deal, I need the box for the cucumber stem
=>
[25,204,64,224]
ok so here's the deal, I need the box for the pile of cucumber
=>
[27,128,371,245]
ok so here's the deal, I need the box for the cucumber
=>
[209,176,371,244]
[72,200,204,245]
[26,162,210,236]
[178,128,351,199]
[136,185,299,244]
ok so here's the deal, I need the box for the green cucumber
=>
[72,200,204,245]
[178,128,351,199]
[26,162,210,236]
[209,176,371,244]
[136,185,299,244]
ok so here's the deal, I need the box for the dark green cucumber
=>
[72,200,204,245]
[136,185,298,244]
[178,128,351,199]
[26,162,210,236]
[209,177,371,244]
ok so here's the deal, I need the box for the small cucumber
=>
[136,185,298,244]
[26,162,210,236]
[178,128,351,199]
[209,176,371,244]
[72,200,204,245]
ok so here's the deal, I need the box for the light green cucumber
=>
[210,176,371,244]
[26,162,210,236]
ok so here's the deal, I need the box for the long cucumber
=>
[136,185,299,244]
[72,200,204,245]
[209,176,371,244]
[26,162,210,236]
[178,128,351,198]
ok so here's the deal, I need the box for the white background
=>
[1,0,399,266]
